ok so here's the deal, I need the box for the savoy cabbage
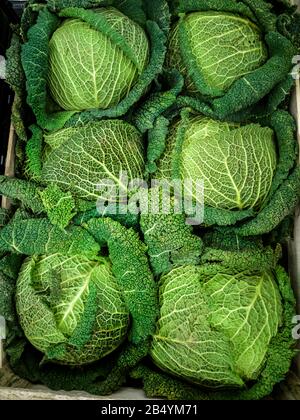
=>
[167,11,268,96]
[48,7,149,112]
[7,0,169,132]
[16,254,129,365]
[0,214,158,393]
[39,120,145,202]
[166,0,298,120]
[157,115,277,211]
[145,109,300,236]
[151,265,282,388]
[0,119,145,229]
[132,235,297,400]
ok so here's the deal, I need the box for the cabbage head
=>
[0,119,146,230]
[48,7,149,111]
[146,109,300,235]
[165,0,297,119]
[157,114,276,211]
[0,215,158,393]
[39,119,145,202]
[151,264,282,388]
[131,236,296,399]
[167,11,267,97]
[16,254,129,365]
[25,119,145,228]
[19,0,169,131]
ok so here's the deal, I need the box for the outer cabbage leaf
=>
[73,206,140,230]
[39,184,76,230]
[84,218,158,344]
[47,0,147,25]
[234,166,300,236]
[21,8,75,131]
[140,188,203,276]
[0,218,100,259]
[25,125,44,181]
[219,75,296,123]
[0,175,44,214]
[0,174,141,230]
[0,271,17,323]
[200,233,283,273]
[5,34,28,142]
[47,0,171,36]
[133,70,184,134]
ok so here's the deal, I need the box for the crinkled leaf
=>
[40,185,76,229]
[0,218,100,258]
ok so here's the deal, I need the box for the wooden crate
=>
[0,3,300,400]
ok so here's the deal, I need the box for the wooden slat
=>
[276,373,300,401]
[289,57,300,382]
[2,124,16,210]
[289,0,300,383]
[0,386,148,401]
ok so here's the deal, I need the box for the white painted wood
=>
[0,386,148,401]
